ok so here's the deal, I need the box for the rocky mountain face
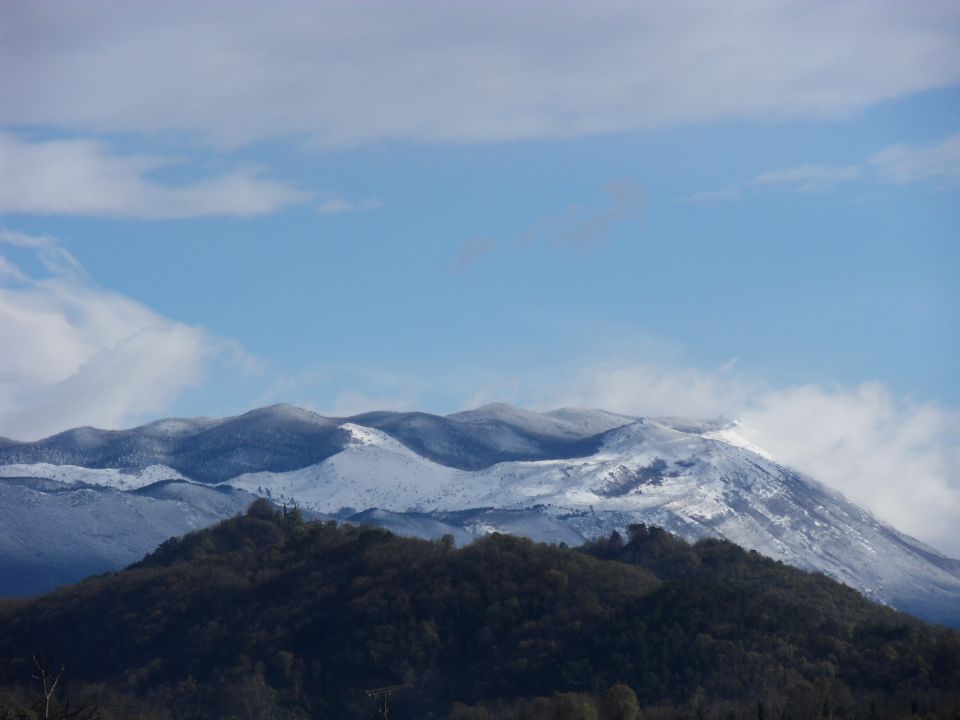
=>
[2,403,958,627]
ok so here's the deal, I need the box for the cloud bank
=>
[0,231,242,438]
[3,1,959,147]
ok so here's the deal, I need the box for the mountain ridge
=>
[0,402,626,479]
[1,403,958,627]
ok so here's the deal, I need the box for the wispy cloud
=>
[687,187,743,206]
[457,180,643,268]
[869,133,960,185]
[3,2,959,147]
[753,164,861,192]
[0,228,93,282]
[256,364,424,418]
[316,197,383,215]
[690,133,960,203]
[690,163,860,204]
[0,230,252,439]
[453,237,498,271]
[0,134,310,219]
[555,180,645,247]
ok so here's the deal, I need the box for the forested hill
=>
[0,501,958,719]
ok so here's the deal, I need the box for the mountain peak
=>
[241,403,333,426]
[447,403,634,439]
[654,416,734,434]
[446,402,524,419]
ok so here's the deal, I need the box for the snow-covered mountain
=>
[0,473,257,595]
[0,403,618,480]
[2,403,958,627]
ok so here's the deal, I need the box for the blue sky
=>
[1,1,959,551]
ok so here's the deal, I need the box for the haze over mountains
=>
[1,403,958,627]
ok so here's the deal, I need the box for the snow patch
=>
[0,463,188,491]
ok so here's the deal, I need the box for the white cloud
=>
[753,164,861,192]
[869,132,960,185]
[0,231,245,439]
[687,187,743,206]
[688,164,862,203]
[741,383,960,557]
[691,133,960,201]
[544,363,960,556]
[0,228,93,281]
[316,197,383,215]
[2,1,958,147]
[548,363,748,420]
[0,134,309,218]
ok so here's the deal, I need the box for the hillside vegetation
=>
[0,500,958,719]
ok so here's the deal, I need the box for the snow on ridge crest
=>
[0,463,187,490]
[339,422,419,456]
[341,422,387,446]
[702,421,775,461]
[599,416,778,464]
[599,418,691,455]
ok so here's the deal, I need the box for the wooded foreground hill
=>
[0,500,958,719]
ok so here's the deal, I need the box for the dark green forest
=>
[1,500,958,719]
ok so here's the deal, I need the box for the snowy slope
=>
[0,463,187,491]
[543,407,638,436]
[226,423,464,512]
[0,476,256,596]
